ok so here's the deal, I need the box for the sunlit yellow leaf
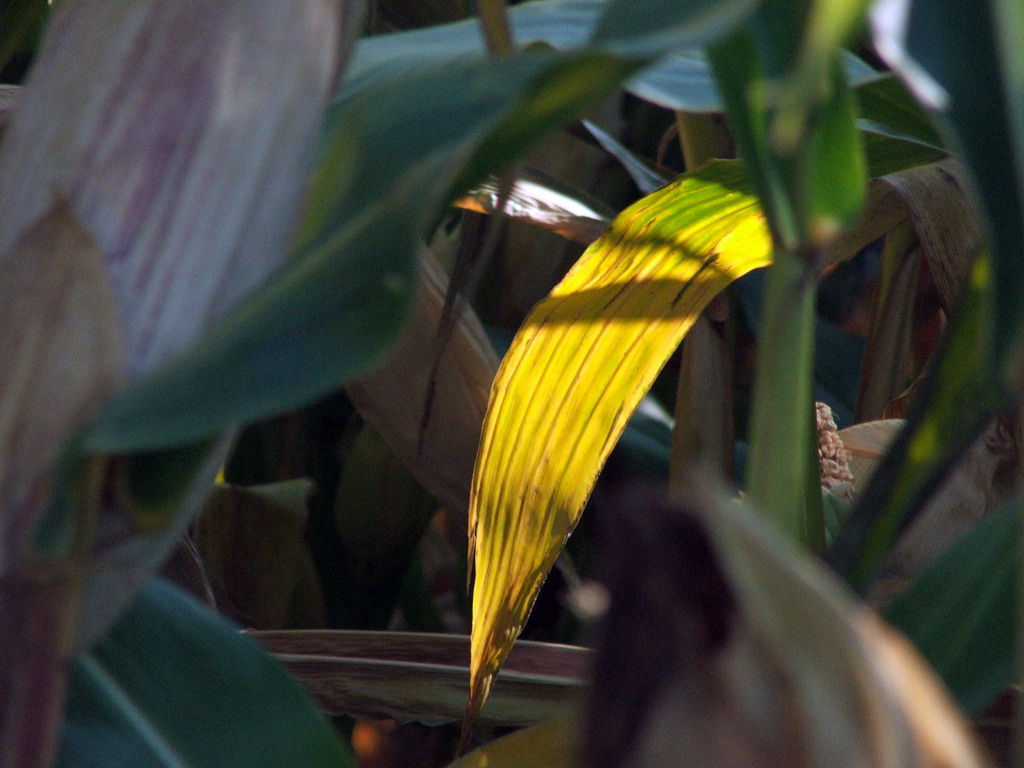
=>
[463,156,920,735]
[464,159,772,733]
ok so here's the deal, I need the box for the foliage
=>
[1,0,1022,766]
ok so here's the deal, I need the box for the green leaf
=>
[343,0,882,113]
[86,48,637,454]
[859,129,948,178]
[855,74,948,152]
[803,63,867,234]
[59,580,353,768]
[582,118,669,194]
[885,499,1020,715]
[254,630,588,727]
[708,31,797,246]
[591,0,758,56]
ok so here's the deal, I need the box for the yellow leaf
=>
[464,159,772,734]
[451,718,572,768]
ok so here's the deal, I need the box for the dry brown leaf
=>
[671,314,734,484]
[0,201,127,573]
[878,160,982,313]
[836,418,1018,598]
[880,419,1017,587]
[838,419,906,493]
[855,241,922,422]
[253,629,588,726]
[0,201,126,768]
[347,248,499,517]
[821,179,910,266]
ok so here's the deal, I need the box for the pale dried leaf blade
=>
[346,248,499,517]
[855,240,921,422]
[0,200,126,570]
[839,419,905,492]
[455,172,612,244]
[879,160,983,311]
[879,418,1018,589]
[252,630,587,726]
[464,159,774,735]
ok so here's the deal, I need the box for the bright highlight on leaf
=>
[464,159,773,736]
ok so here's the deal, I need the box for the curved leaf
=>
[579,487,990,768]
[85,48,637,453]
[60,580,352,768]
[343,0,881,113]
[465,155,922,731]
[465,159,772,730]
[254,630,588,727]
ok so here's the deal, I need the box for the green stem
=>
[744,251,818,544]
[675,112,721,171]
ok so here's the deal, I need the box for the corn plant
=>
[1,0,1022,767]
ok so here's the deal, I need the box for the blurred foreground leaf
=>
[579,487,991,768]
[60,580,352,768]
[87,47,638,454]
